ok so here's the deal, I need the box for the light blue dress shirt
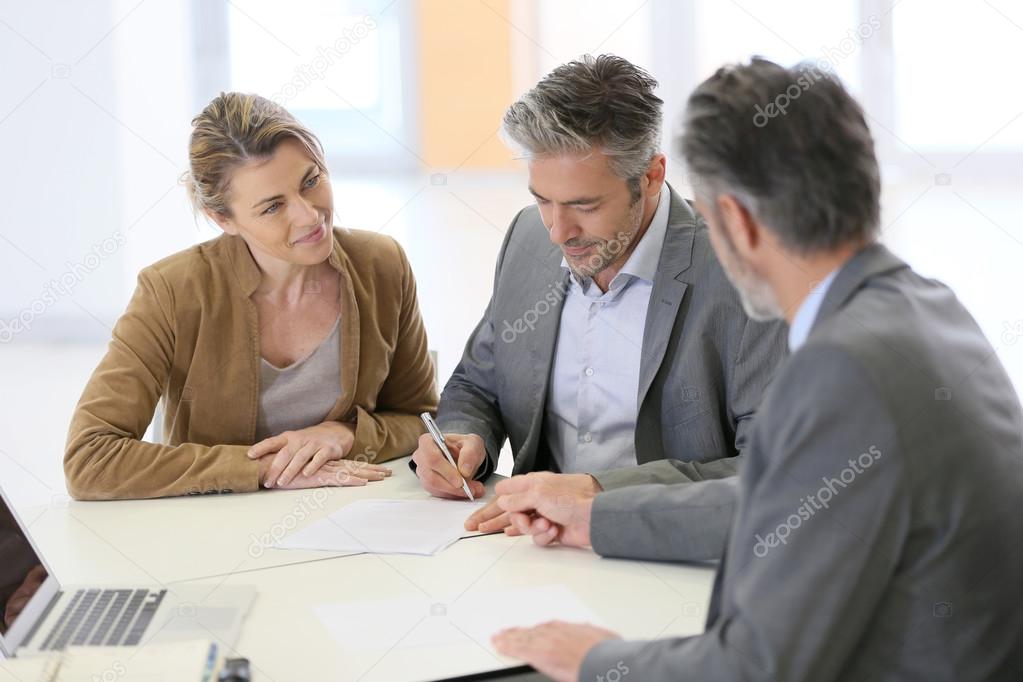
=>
[544,189,671,473]
[787,268,839,352]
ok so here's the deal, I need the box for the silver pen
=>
[420,412,475,501]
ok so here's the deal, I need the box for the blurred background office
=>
[2,0,1021,509]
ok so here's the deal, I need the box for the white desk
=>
[187,531,714,681]
[18,459,500,585]
[4,458,716,681]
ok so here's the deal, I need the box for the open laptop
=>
[0,484,256,658]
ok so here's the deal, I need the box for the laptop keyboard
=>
[37,588,167,651]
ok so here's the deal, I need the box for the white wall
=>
[1,1,122,342]
[0,0,198,345]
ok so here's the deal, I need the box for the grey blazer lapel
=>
[638,188,697,407]
[519,242,571,466]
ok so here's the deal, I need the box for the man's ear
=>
[205,209,237,235]
[716,193,760,259]
[642,153,667,198]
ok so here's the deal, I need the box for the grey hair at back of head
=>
[679,57,881,254]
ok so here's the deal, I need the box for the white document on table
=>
[315,585,606,653]
[276,498,486,556]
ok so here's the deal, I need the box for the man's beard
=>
[562,196,645,280]
[715,226,783,322]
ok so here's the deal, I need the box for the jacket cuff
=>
[592,466,644,491]
[589,489,636,558]
[188,445,260,496]
[229,450,262,493]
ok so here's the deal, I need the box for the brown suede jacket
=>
[64,228,437,500]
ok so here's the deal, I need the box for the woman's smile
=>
[290,220,326,247]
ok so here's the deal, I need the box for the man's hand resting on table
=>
[481,473,598,547]
[464,472,601,536]
[493,620,621,682]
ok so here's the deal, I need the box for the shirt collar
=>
[559,187,671,289]
[619,187,670,283]
[788,267,840,352]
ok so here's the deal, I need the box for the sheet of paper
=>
[276,499,486,556]
[314,585,606,654]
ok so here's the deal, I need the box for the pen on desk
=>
[420,412,476,501]
[201,643,218,682]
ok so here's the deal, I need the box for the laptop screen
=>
[0,493,49,640]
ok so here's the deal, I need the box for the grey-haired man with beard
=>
[490,58,1023,681]
[411,55,787,558]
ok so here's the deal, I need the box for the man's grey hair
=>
[502,54,663,201]
[679,57,881,253]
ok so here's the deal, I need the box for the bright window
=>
[227,0,413,164]
[892,0,1023,151]
[693,0,862,93]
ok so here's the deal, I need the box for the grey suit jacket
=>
[583,244,1023,681]
[436,187,785,508]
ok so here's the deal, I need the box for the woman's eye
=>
[304,174,320,189]
[263,201,281,215]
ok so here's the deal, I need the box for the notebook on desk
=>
[0,639,222,681]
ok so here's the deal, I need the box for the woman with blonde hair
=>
[64,92,438,499]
